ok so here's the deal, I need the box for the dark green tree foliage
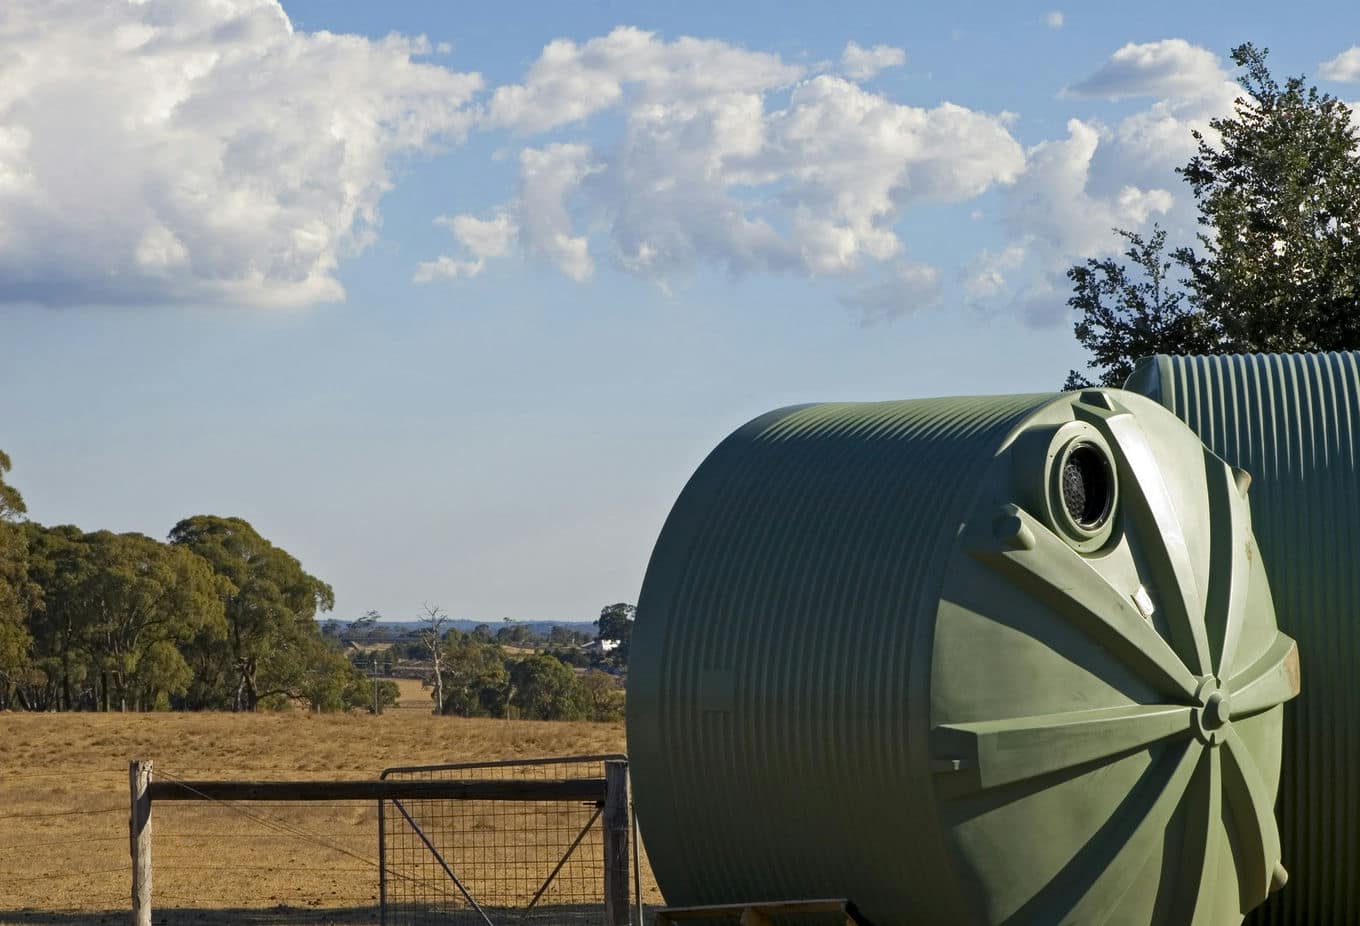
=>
[0,450,24,521]
[548,625,591,646]
[509,653,587,721]
[19,525,228,710]
[547,645,591,668]
[1183,45,1360,351]
[0,452,34,708]
[495,619,533,646]
[375,679,401,710]
[580,669,624,722]
[78,530,226,711]
[595,602,635,668]
[168,515,335,711]
[292,636,379,713]
[437,626,626,721]
[17,523,226,710]
[439,631,511,717]
[1067,45,1360,386]
[22,523,95,710]
[1065,227,1217,388]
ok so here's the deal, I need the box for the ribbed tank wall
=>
[628,395,1053,923]
[1129,352,1360,925]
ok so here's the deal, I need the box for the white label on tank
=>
[1133,585,1156,620]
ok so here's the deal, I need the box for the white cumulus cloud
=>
[1067,39,1228,100]
[9,10,1238,326]
[485,26,802,134]
[413,212,518,282]
[995,119,1180,322]
[518,144,600,282]
[840,41,907,81]
[1008,119,1176,256]
[0,0,482,308]
[425,33,1025,301]
[969,39,1240,322]
[1321,47,1360,82]
[440,213,517,259]
[1046,11,1065,29]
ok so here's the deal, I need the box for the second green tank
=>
[1128,352,1358,925]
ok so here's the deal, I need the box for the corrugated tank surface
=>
[1128,353,1360,925]
[630,390,1298,925]
[630,395,1046,923]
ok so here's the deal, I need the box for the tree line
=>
[342,603,630,721]
[0,452,631,718]
[0,454,356,712]
[425,630,624,722]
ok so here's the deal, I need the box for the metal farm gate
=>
[378,755,633,925]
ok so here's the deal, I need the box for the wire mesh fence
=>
[379,755,626,925]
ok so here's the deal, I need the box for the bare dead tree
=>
[420,602,450,715]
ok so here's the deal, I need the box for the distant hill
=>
[321,617,598,637]
[447,619,597,635]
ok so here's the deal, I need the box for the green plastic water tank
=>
[629,390,1300,925]
[1128,352,1357,925]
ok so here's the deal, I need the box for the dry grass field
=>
[390,676,435,708]
[0,705,662,924]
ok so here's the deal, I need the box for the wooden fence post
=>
[603,759,631,926]
[129,760,152,926]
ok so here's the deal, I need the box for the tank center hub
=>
[1203,692,1231,729]
[1193,679,1232,745]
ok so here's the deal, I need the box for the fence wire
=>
[0,768,131,920]
[379,755,626,926]
[148,791,384,924]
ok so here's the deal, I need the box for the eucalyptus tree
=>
[168,515,334,711]
[509,654,587,721]
[439,632,510,717]
[23,526,225,710]
[22,523,95,709]
[0,451,33,709]
[78,530,225,711]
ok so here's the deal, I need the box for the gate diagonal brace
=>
[518,806,603,923]
[390,798,494,926]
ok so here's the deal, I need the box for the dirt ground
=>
[0,708,662,924]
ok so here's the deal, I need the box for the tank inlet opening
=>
[1062,443,1114,530]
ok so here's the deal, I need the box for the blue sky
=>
[3,0,1358,623]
